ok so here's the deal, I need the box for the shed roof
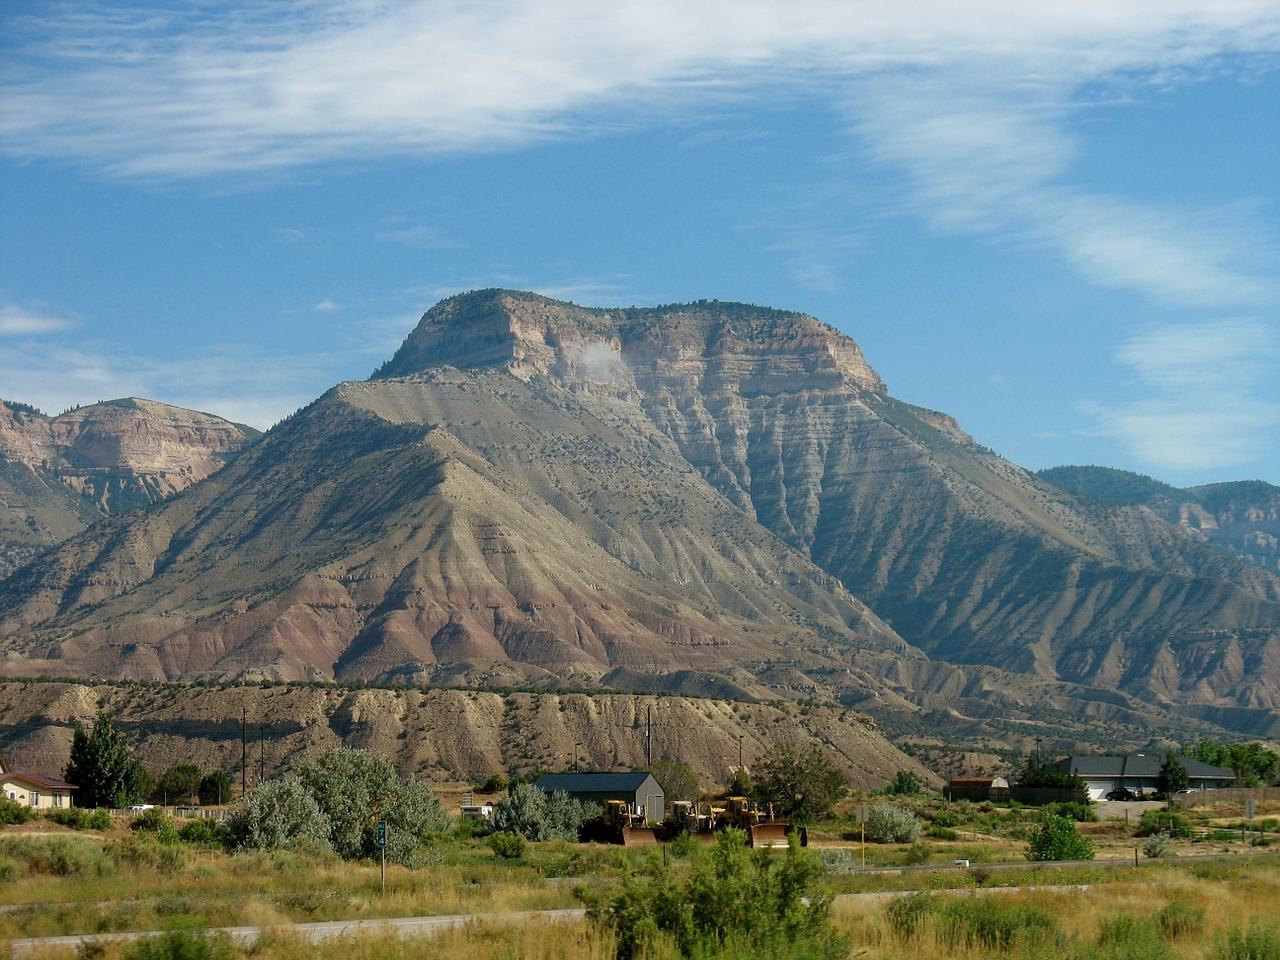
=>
[1049,756,1234,780]
[534,772,659,794]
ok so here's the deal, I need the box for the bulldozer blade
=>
[620,827,660,846]
[749,823,795,848]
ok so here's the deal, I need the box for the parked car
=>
[1105,787,1141,801]
[130,803,156,811]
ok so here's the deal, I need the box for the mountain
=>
[3,290,1280,746]
[1040,466,1280,575]
[0,398,259,579]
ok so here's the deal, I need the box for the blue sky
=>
[2,2,1278,488]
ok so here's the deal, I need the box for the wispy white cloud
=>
[0,337,337,429]
[314,299,344,312]
[1083,319,1280,473]
[0,301,77,336]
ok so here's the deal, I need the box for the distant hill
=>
[0,398,258,579]
[3,291,1280,751]
[1039,466,1280,575]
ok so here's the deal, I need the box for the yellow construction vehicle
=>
[714,796,805,848]
[584,799,659,846]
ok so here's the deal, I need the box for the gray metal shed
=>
[534,772,666,823]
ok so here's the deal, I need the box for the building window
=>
[53,792,63,808]
[29,791,40,807]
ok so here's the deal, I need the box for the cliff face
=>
[3,290,1280,744]
[0,399,256,578]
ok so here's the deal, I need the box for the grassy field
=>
[3,795,1279,959]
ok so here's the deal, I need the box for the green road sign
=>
[375,820,387,848]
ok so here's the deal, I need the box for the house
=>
[943,776,1010,802]
[1046,755,1235,801]
[1,754,77,810]
[534,771,665,823]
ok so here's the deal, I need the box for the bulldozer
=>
[659,799,716,841]
[583,799,660,846]
[712,796,806,848]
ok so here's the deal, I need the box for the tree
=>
[490,782,595,841]
[293,747,449,866]
[198,771,233,806]
[751,741,847,824]
[1156,754,1190,797]
[650,759,699,804]
[864,804,921,843]
[63,712,144,808]
[1026,812,1094,862]
[154,764,202,804]
[225,777,331,853]
[885,770,922,796]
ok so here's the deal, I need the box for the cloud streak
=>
[1083,319,1280,473]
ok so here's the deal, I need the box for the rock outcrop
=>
[0,398,257,578]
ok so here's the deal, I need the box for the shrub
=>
[1214,920,1280,960]
[1137,810,1194,839]
[1044,801,1097,822]
[934,895,1057,952]
[0,854,20,883]
[1143,832,1174,858]
[579,828,847,960]
[885,770,922,796]
[902,842,932,865]
[46,806,89,829]
[864,804,921,843]
[0,797,35,826]
[179,818,224,846]
[487,831,526,860]
[0,834,117,877]
[1026,812,1094,861]
[124,928,234,960]
[132,808,181,844]
[87,809,113,830]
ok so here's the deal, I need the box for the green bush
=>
[1026,812,1094,861]
[124,928,234,960]
[0,797,35,826]
[864,804,921,843]
[132,808,181,843]
[580,828,847,960]
[87,809,113,830]
[0,834,117,877]
[491,783,595,842]
[46,806,90,829]
[1044,801,1097,822]
[1143,832,1174,858]
[1214,920,1280,960]
[179,818,224,846]
[902,842,932,865]
[1136,810,1194,839]
[487,831,526,860]
[0,854,20,883]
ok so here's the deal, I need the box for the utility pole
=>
[259,725,265,784]
[646,705,652,767]
[241,708,247,800]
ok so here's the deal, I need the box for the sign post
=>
[376,820,387,893]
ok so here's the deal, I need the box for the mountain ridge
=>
[3,290,1280,747]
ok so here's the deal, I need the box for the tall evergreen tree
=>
[63,712,143,808]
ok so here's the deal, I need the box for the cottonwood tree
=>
[225,777,331,853]
[63,712,145,808]
[293,747,449,866]
[751,741,847,824]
